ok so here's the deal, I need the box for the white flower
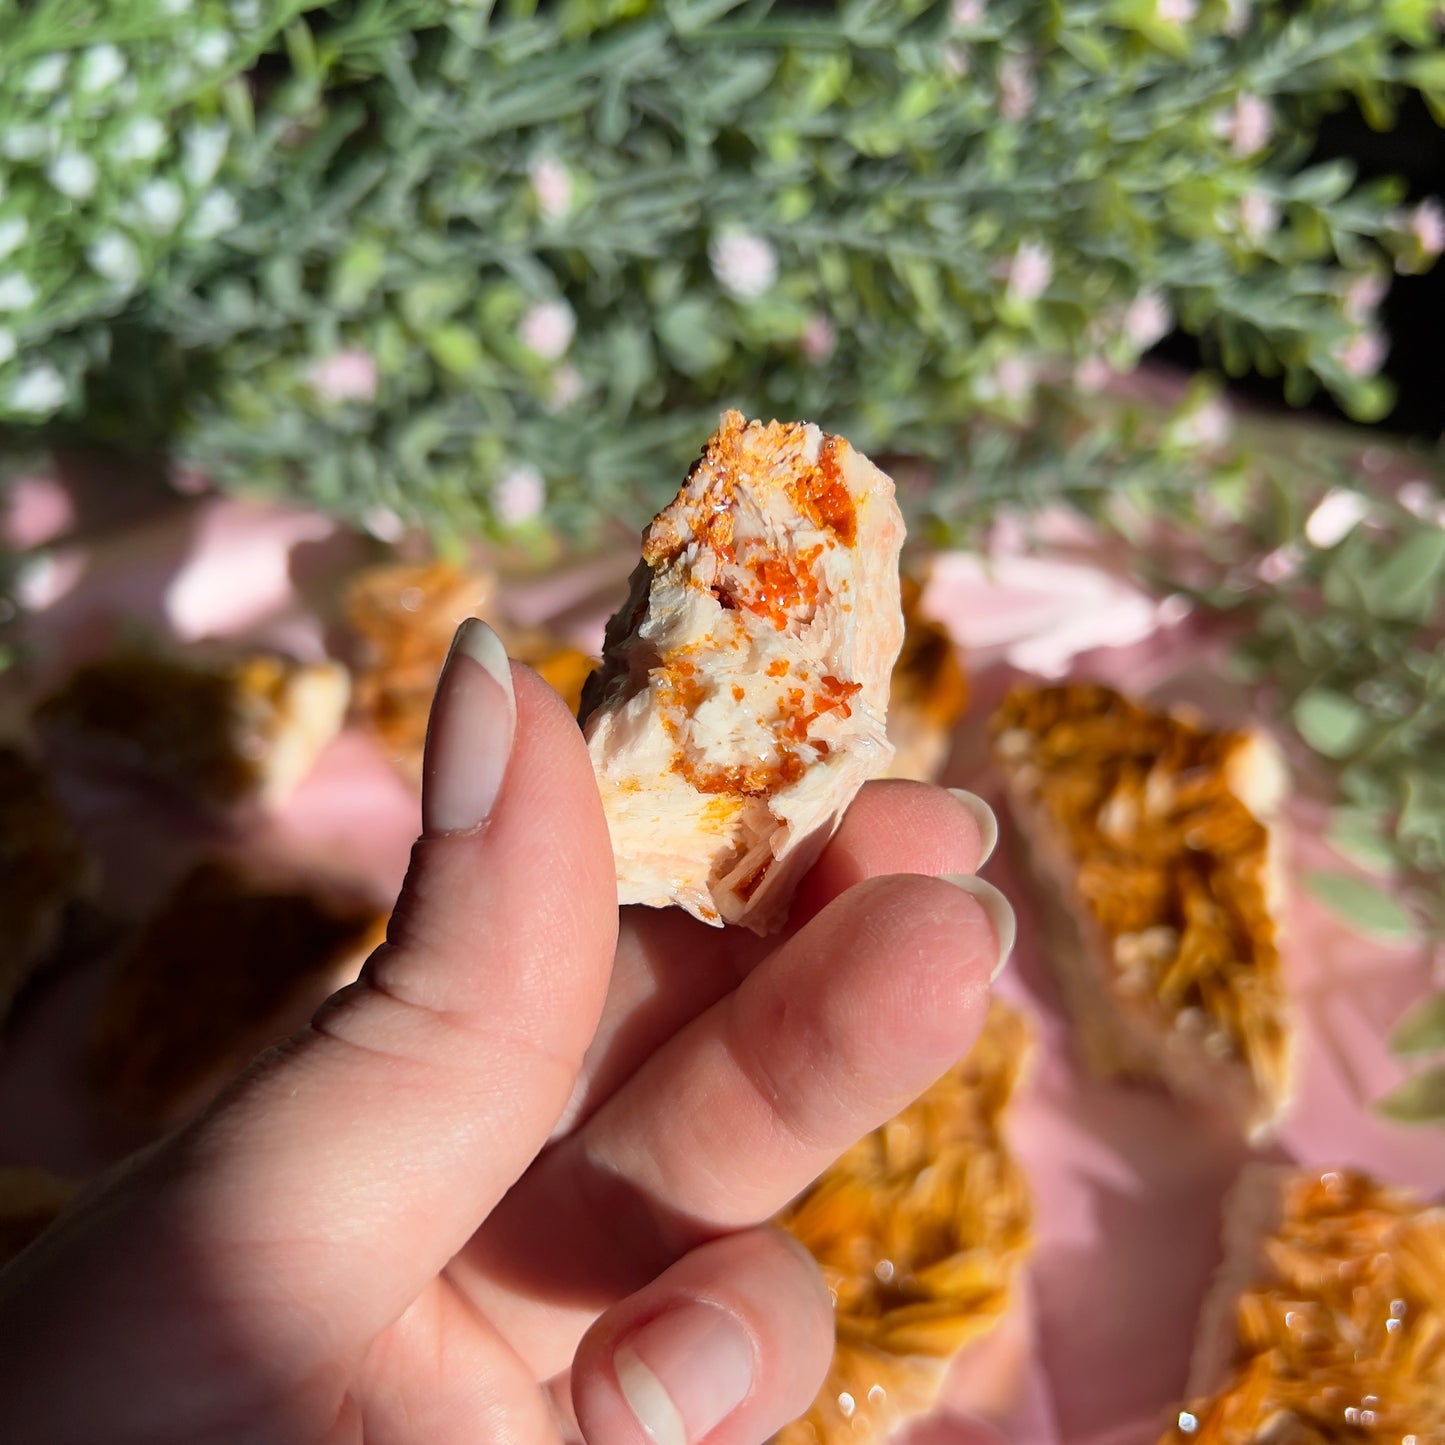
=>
[1073,355,1113,393]
[22,55,68,96]
[0,328,15,366]
[1408,198,1445,258]
[2,125,54,162]
[137,178,185,233]
[0,274,37,312]
[112,117,167,164]
[189,190,240,240]
[546,363,585,413]
[709,229,778,300]
[991,354,1037,402]
[494,464,546,527]
[193,32,232,70]
[362,506,406,543]
[1257,543,1302,585]
[1122,290,1172,350]
[801,313,837,363]
[1174,396,1233,450]
[997,54,1035,122]
[1334,329,1387,378]
[184,125,230,189]
[8,364,67,415]
[1340,271,1387,324]
[1396,480,1443,522]
[48,152,99,201]
[309,348,378,403]
[1003,240,1052,303]
[1305,489,1369,548]
[88,232,142,288]
[1216,92,1272,157]
[519,299,576,361]
[1222,0,1251,36]
[78,44,127,92]
[0,217,28,261]
[528,157,573,222]
[951,0,985,26]
[1156,0,1196,24]
[1239,189,1280,242]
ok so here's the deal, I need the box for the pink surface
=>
[2,477,1441,1444]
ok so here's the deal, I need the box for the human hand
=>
[0,619,1009,1444]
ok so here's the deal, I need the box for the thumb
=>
[177,620,619,1354]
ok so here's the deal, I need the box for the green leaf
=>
[1389,993,1445,1057]
[1294,688,1370,758]
[656,300,730,377]
[1304,870,1417,943]
[1326,810,1397,874]
[425,324,483,375]
[1361,529,1445,621]
[1377,1065,1445,1125]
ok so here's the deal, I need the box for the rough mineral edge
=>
[989,684,1294,1140]
[1161,1165,1445,1444]
[580,411,905,934]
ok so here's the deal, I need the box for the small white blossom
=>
[1156,0,1196,24]
[189,190,240,240]
[362,506,406,543]
[494,464,546,527]
[1073,355,1113,393]
[22,55,68,96]
[193,32,232,71]
[801,313,837,363]
[528,157,573,222]
[184,125,230,189]
[1003,240,1053,304]
[309,348,378,403]
[1175,396,1233,450]
[519,299,576,361]
[1222,0,1251,36]
[0,217,28,261]
[992,354,1037,402]
[709,229,778,301]
[138,178,185,233]
[1305,488,1369,548]
[1257,543,1302,585]
[951,0,985,26]
[112,116,167,164]
[88,232,142,288]
[0,328,15,366]
[1239,189,1280,242]
[1122,290,1172,350]
[0,274,38,312]
[1340,271,1387,324]
[48,152,99,201]
[1334,329,1387,378]
[546,363,585,413]
[1397,480,1443,521]
[1216,92,1272,157]
[2,125,54,162]
[8,364,67,415]
[78,44,127,92]
[997,54,1035,122]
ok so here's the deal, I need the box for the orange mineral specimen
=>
[990,683,1292,1138]
[580,412,905,933]
[772,1001,1034,1444]
[1163,1167,1445,1444]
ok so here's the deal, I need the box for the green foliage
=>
[1,0,1442,540]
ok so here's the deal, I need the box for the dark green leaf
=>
[1294,689,1370,758]
[1361,530,1445,622]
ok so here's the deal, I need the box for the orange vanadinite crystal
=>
[989,683,1289,1113]
[1160,1171,1445,1444]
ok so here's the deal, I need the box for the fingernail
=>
[947,788,999,868]
[940,873,1016,980]
[613,1303,754,1445]
[421,619,516,835]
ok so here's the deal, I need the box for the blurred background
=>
[2,3,1444,1442]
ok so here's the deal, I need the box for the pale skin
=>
[0,627,1005,1444]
